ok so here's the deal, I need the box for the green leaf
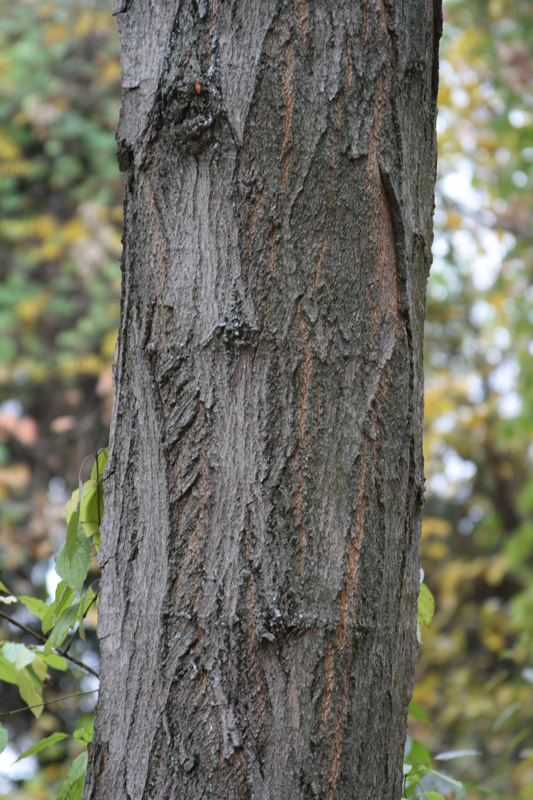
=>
[418,583,435,628]
[77,585,96,641]
[57,751,87,800]
[15,731,69,762]
[3,642,35,671]
[41,652,67,672]
[16,648,36,672]
[420,793,446,800]
[463,782,502,796]
[0,580,10,593]
[55,532,91,593]
[408,700,430,722]
[65,488,80,526]
[16,667,43,718]
[42,583,76,634]
[48,603,80,650]
[0,654,18,685]
[417,767,466,799]
[23,662,45,693]
[407,738,432,767]
[0,722,8,756]
[66,507,81,561]
[18,595,49,620]
[90,447,108,481]
[66,474,84,559]
[79,478,101,537]
[73,725,93,745]
[32,655,47,682]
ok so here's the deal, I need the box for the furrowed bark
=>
[84,2,441,798]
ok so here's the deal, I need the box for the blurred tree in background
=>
[0,0,532,797]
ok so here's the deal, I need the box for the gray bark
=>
[84,1,441,798]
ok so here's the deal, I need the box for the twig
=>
[0,689,98,718]
[0,609,46,644]
[0,610,99,678]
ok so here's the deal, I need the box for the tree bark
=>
[84,1,441,798]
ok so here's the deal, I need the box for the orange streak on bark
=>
[235,750,248,795]
[280,43,294,156]
[363,0,370,40]
[368,174,400,351]
[318,643,335,730]
[327,668,351,800]
[283,148,293,188]
[208,0,218,54]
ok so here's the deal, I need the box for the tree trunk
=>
[84,1,441,798]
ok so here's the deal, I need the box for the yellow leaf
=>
[30,215,59,240]
[101,329,118,359]
[99,60,121,84]
[15,293,49,324]
[43,23,69,45]
[74,11,95,37]
[61,218,88,243]
[422,517,453,539]
[0,132,21,160]
[27,242,64,262]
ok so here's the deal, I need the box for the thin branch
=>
[0,689,98,718]
[0,609,99,678]
[0,609,46,644]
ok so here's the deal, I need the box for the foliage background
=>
[0,0,532,797]
[0,1,120,796]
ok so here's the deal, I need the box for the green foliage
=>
[418,580,436,645]
[56,751,88,800]
[0,3,117,763]
[0,449,105,797]
[416,2,533,796]
[0,0,121,394]
[14,732,69,763]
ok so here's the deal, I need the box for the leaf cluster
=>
[0,449,107,799]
